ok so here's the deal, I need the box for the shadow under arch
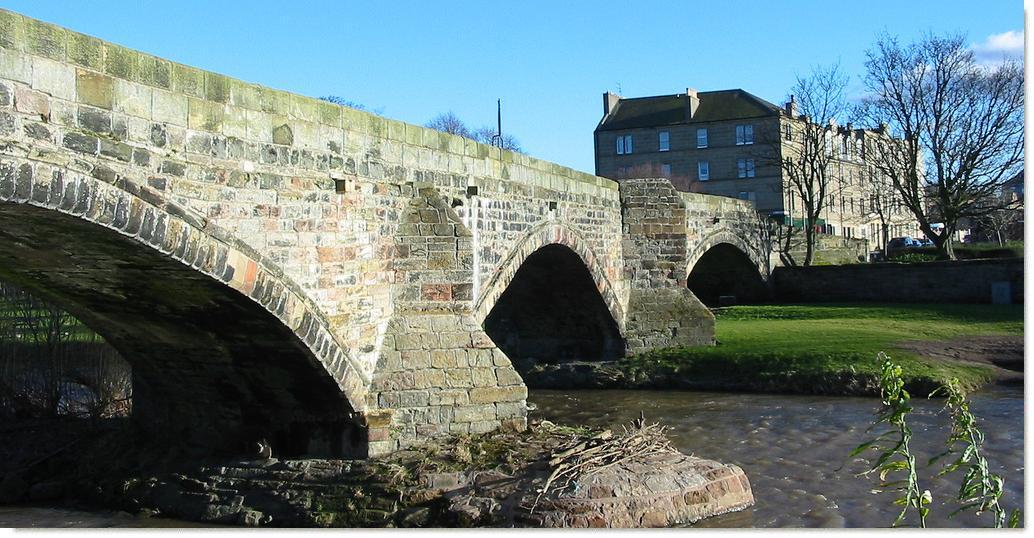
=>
[473,222,624,330]
[686,242,768,307]
[482,243,625,372]
[0,166,369,457]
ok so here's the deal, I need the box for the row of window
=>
[614,124,754,155]
[786,191,909,217]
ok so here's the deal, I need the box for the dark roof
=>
[596,89,782,132]
[1004,169,1024,187]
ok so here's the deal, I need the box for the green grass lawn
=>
[621,303,1023,395]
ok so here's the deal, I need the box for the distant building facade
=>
[593,88,920,244]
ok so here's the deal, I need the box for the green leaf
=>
[949,502,983,517]
[850,439,881,457]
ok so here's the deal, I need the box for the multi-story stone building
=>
[594,88,920,244]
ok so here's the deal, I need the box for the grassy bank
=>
[617,303,1022,395]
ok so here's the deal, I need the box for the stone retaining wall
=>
[772,258,1023,304]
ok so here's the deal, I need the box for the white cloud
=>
[971,30,1024,64]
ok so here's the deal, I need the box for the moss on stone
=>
[0,10,24,51]
[24,18,64,60]
[67,32,103,70]
[103,43,137,80]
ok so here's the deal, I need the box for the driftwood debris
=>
[529,412,679,513]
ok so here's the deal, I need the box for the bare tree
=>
[426,112,525,153]
[980,207,1022,246]
[737,209,805,273]
[0,281,131,419]
[426,111,473,138]
[859,33,1024,259]
[472,126,523,153]
[975,186,1023,246]
[776,64,850,265]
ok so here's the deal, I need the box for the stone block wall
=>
[772,258,1024,304]
[794,234,870,265]
[366,186,526,455]
[619,179,715,352]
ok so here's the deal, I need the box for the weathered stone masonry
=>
[0,9,762,456]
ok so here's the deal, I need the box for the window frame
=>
[658,131,670,152]
[737,158,756,178]
[736,124,754,145]
[696,128,708,148]
[698,160,710,181]
[615,134,633,155]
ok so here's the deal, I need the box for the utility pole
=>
[491,99,502,148]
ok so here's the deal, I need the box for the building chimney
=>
[603,92,621,116]
[784,95,797,117]
[685,88,699,119]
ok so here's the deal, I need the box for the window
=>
[696,128,708,148]
[737,158,755,178]
[735,124,754,145]
[783,123,792,141]
[660,163,671,177]
[698,160,710,181]
[615,134,633,155]
[738,191,756,205]
[658,131,670,152]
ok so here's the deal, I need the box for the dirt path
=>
[894,335,1024,386]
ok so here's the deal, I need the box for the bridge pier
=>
[366,186,526,455]
[619,179,716,353]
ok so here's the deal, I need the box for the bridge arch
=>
[685,230,768,306]
[0,161,368,456]
[473,222,624,329]
[481,243,625,370]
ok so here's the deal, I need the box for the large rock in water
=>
[537,455,752,527]
[449,451,753,527]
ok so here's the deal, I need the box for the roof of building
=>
[596,89,783,132]
[1004,169,1024,187]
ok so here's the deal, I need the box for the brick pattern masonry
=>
[0,9,763,455]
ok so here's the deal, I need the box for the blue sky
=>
[4,1,1023,174]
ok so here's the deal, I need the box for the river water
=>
[0,386,1022,528]
[528,386,1024,528]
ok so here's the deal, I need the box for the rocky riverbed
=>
[0,419,753,528]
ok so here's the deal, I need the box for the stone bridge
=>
[0,10,766,457]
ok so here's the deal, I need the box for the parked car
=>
[915,237,934,247]
[885,236,922,259]
[887,236,920,250]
